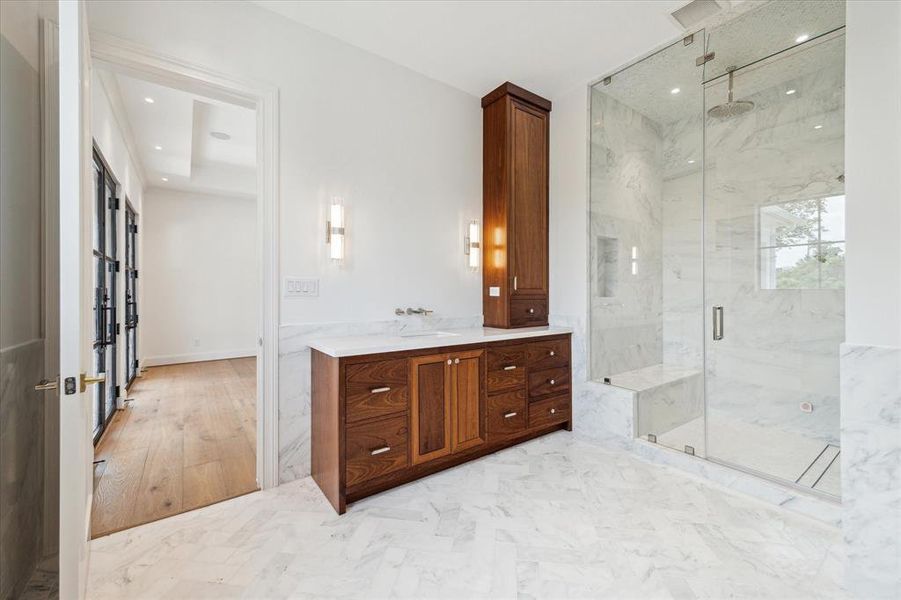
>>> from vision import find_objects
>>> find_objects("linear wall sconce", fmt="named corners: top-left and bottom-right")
top-left (465, 219), bottom-right (480, 270)
top-left (326, 198), bottom-right (345, 262)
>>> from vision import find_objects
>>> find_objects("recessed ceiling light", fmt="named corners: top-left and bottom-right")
top-left (670, 87), bottom-right (681, 95)
top-left (795, 34), bottom-right (810, 44)
top-left (154, 145), bottom-right (162, 151)
top-left (210, 131), bottom-right (231, 140)
top-left (144, 97), bottom-right (155, 104)
top-left (688, 159), bottom-right (696, 164)
top-left (786, 89), bottom-right (797, 95)
top-left (161, 177), bottom-right (168, 182)
top-left (814, 124), bottom-right (823, 129)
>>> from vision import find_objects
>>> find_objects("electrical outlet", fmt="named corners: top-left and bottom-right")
top-left (285, 277), bottom-right (319, 298)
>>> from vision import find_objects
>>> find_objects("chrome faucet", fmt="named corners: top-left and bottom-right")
top-left (395, 307), bottom-right (434, 316)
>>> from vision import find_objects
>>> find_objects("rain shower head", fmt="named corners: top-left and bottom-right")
top-left (707, 67), bottom-right (755, 120)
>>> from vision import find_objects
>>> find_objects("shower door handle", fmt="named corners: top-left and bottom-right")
top-left (712, 306), bottom-right (724, 340)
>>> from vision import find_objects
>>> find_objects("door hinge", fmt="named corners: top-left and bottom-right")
top-left (134, 270), bottom-right (138, 279)
top-left (115, 260), bottom-right (121, 272)
top-left (696, 51), bottom-right (715, 66)
top-left (109, 197), bottom-right (120, 210)
top-left (116, 323), bottom-right (120, 336)
top-left (133, 359), bottom-right (139, 369)
top-left (115, 385), bottom-right (121, 398)
top-left (683, 34), bottom-right (694, 46)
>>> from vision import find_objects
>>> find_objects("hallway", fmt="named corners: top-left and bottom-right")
top-left (91, 358), bottom-right (257, 538)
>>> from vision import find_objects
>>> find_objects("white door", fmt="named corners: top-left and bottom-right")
top-left (58, 1), bottom-right (95, 597)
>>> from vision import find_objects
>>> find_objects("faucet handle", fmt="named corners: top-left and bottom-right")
top-left (420, 308), bottom-right (434, 316)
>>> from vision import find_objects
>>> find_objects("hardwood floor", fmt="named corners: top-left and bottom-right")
top-left (91, 358), bottom-right (257, 538)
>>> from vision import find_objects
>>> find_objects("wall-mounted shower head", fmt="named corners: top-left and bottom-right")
top-left (707, 67), bottom-right (755, 120)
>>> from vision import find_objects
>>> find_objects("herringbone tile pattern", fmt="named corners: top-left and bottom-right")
top-left (88, 432), bottom-right (844, 599)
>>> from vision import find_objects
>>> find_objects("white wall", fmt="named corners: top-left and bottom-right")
top-left (141, 188), bottom-right (257, 365)
top-left (87, 0), bottom-right (482, 328)
top-left (845, 0), bottom-right (901, 348)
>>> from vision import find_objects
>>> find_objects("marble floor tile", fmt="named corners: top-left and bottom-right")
top-left (87, 432), bottom-right (845, 599)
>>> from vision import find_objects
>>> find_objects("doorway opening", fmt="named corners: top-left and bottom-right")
top-left (89, 65), bottom-right (261, 538)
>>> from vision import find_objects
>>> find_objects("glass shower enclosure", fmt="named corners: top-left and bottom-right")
top-left (589, 0), bottom-right (846, 498)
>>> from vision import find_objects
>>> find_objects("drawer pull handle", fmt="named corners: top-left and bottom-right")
top-left (370, 386), bottom-right (391, 394)
top-left (550, 408), bottom-right (556, 415)
top-left (549, 350), bottom-right (556, 356)
top-left (370, 446), bottom-right (391, 456)
top-left (503, 365), bottom-right (517, 371)
top-left (504, 412), bottom-right (518, 419)
top-left (528, 308), bottom-right (535, 314)
top-left (549, 379), bottom-right (556, 385)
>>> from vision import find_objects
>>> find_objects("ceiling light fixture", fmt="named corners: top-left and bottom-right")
top-left (786, 89), bottom-right (797, 95)
top-left (144, 97), bottom-right (155, 104)
top-left (814, 124), bottom-right (823, 129)
top-left (688, 159), bottom-right (696, 164)
top-left (154, 145), bottom-right (162, 151)
top-left (210, 131), bottom-right (231, 141)
top-left (670, 87), bottom-right (681, 95)
top-left (161, 177), bottom-right (168, 182)
top-left (795, 34), bottom-right (810, 44)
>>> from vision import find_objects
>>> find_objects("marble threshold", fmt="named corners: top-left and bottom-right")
top-left (308, 326), bottom-right (572, 358)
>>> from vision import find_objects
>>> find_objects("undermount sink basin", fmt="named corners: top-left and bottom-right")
top-left (399, 331), bottom-right (459, 338)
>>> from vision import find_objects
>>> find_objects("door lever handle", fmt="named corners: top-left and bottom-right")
top-left (80, 372), bottom-right (106, 393)
top-left (34, 378), bottom-right (58, 391)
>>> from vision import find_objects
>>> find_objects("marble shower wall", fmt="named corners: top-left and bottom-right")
top-left (840, 343), bottom-right (901, 599)
top-left (0, 340), bottom-right (45, 599)
top-left (703, 51), bottom-right (845, 446)
top-left (278, 315), bottom-right (482, 483)
top-left (589, 91), bottom-right (664, 379)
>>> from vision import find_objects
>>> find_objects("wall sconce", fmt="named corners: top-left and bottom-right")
top-left (326, 198), bottom-right (345, 261)
top-left (465, 219), bottom-right (480, 270)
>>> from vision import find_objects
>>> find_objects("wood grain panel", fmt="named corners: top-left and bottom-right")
top-left (345, 359), bottom-right (409, 423)
top-left (510, 100), bottom-right (548, 298)
top-left (451, 350), bottom-right (485, 453)
top-left (482, 95), bottom-right (510, 328)
top-left (487, 389), bottom-right (527, 440)
top-left (486, 345), bottom-right (526, 371)
top-left (345, 415), bottom-right (409, 487)
top-left (410, 355), bottom-right (452, 465)
top-left (528, 366), bottom-right (571, 399)
top-left (527, 337), bottom-right (571, 370)
top-left (312, 350), bottom-right (344, 513)
top-left (509, 295), bottom-right (548, 327)
top-left (528, 395), bottom-right (571, 430)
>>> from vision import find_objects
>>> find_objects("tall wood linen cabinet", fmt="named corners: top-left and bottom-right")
top-left (482, 82), bottom-right (552, 328)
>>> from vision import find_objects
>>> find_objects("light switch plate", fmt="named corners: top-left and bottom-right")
top-left (285, 277), bottom-right (319, 297)
top-left (489, 286), bottom-right (500, 297)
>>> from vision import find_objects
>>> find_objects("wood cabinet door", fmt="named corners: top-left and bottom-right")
top-left (509, 100), bottom-right (548, 298)
top-left (450, 350), bottom-right (486, 453)
top-left (410, 354), bottom-right (452, 465)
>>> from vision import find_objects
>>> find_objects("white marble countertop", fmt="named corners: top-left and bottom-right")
top-left (308, 326), bottom-right (572, 358)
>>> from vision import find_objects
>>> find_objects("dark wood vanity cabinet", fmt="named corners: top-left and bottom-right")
top-left (311, 333), bottom-right (572, 514)
top-left (482, 82), bottom-right (551, 328)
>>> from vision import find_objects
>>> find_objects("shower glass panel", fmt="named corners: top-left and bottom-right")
top-left (589, 35), bottom-right (705, 455)
top-left (703, 28), bottom-right (845, 497)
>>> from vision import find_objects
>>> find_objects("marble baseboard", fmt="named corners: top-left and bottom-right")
top-left (840, 343), bottom-right (901, 599)
top-left (0, 339), bottom-right (45, 600)
top-left (277, 315), bottom-right (482, 484)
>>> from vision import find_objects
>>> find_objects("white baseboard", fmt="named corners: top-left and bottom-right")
top-left (142, 348), bottom-right (257, 367)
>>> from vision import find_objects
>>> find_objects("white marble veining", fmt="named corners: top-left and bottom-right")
top-left (840, 343), bottom-right (901, 599)
top-left (87, 432), bottom-right (845, 599)
top-left (308, 326), bottom-right (573, 358)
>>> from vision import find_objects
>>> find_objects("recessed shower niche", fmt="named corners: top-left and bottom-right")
top-left (589, 0), bottom-right (846, 498)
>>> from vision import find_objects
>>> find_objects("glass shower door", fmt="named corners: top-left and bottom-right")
top-left (702, 30), bottom-right (845, 497)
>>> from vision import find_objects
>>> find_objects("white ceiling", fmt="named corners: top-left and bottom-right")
top-left (101, 70), bottom-right (257, 197)
top-left (250, 0), bottom-right (712, 99)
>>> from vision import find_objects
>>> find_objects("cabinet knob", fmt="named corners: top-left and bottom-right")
top-left (454, 358), bottom-right (460, 364)
top-left (528, 308), bottom-right (535, 314)
top-left (447, 359), bottom-right (452, 365)
top-left (549, 350), bottom-right (555, 356)
top-left (550, 408), bottom-right (556, 415)
top-left (549, 379), bottom-right (556, 385)
top-left (504, 412), bottom-right (518, 419)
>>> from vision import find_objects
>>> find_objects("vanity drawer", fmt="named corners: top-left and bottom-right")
top-left (509, 296), bottom-right (548, 327)
top-left (487, 389), bottom-right (527, 439)
top-left (527, 337), bottom-right (570, 370)
top-left (486, 345), bottom-right (526, 392)
top-left (345, 359), bottom-right (409, 423)
top-left (528, 395), bottom-right (571, 430)
top-left (528, 366), bottom-right (571, 399)
top-left (345, 414), bottom-right (409, 487)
